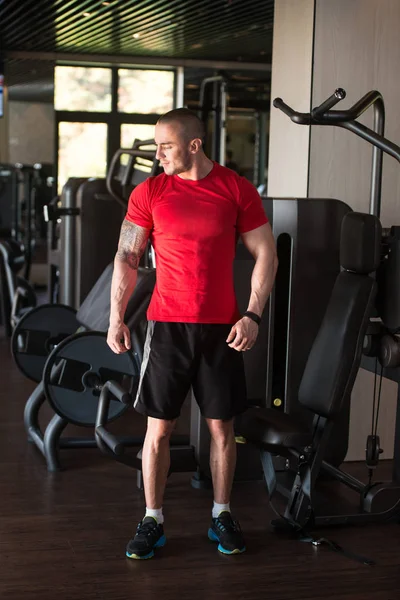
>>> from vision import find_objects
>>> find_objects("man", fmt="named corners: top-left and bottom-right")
top-left (107, 108), bottom-right (278, 560)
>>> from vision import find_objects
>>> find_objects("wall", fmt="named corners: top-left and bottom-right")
top-left (8, 101), bottom-right (55, 165)
top-left (268, 0), bottom-right (400, 461)
top-left (309, 0), bottom-right (400, 460)
top-left (309, 0), bottom-right (400, 225)
top-left (267, 0), bottom-right (315, 198)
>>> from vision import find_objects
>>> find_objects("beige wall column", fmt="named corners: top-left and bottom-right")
top-left (267, 0), bottom-right (315, 197)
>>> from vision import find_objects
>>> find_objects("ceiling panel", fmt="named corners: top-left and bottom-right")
top-left (1, 0), bottom-right (274, 63)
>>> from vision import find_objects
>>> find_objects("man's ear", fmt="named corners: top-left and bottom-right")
top-left (189, 138), bottom-right (202, 154)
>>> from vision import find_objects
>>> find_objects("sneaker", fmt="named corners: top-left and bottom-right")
top-left (126, 516), bottom-right (166, 560)
top-left (208, 511), bottom-right (246, 555)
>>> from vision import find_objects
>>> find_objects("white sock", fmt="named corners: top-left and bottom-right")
top-left (212, 501), bottom-right (231, 519)
top-left (145, 507), bottom-right (164, 524)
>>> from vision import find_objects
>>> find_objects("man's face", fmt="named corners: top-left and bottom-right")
top-left (154, 122), bottom-right (193, 176)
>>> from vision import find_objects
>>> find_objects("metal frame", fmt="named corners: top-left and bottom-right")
top-left (6, 51), bottom-right (272, 72)
top-left (274, 88), bottom-right (387, 218)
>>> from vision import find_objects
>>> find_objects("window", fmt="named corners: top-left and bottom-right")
top-left (55, 66), bottom-right (112, 112)
top-left (120, 123), bottom-right (155, 147)
top-left (120, 124), bottom-right (156, 167)
top-left (118, 69), bottom-right (174, 114)
top-left (55, 66), bottom-right (176, 190)
top-left (58, 122), bottom-right (107, 191)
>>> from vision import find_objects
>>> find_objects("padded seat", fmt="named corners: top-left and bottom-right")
top-left (237, 407), bottom-right (313, 452)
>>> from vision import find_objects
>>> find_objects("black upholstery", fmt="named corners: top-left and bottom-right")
top-left (237, 212), bottom-right (381, 453)
top-left (77, 263), bottom-right (156, 331)
top-left (340, 212), bottom-right (381, 274)
top-left (237, 406), bottom-right (313, 451)
top-left (298, 272), bottom-right (376, 418)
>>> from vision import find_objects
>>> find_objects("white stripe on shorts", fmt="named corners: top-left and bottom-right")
top-left (134, 320), bottom-right (155, 408)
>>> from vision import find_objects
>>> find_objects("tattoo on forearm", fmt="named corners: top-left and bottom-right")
top-left (116, 220), bottom-right (149, 270)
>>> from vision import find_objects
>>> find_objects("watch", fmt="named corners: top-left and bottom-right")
top-left (243, 311), bottom-right (261, 326)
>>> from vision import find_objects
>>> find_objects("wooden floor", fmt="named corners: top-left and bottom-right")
top-left (1, 330), bottom-right (400, 600)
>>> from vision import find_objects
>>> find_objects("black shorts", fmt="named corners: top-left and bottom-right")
top-left (134, 322), bottom-right (247, 421)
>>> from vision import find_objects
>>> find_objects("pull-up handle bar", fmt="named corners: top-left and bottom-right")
top-left (272, 89), bottom-right (398, 218)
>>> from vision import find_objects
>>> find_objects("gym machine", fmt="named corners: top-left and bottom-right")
top-left (237, 89), bottom-right (400, 534)
top-left (0, 239), bottom-right (37, 336)
top-left (45, 138), bottom-right (159, 308)
top-left (0, 162), bottom-right (47, 334)
top-left (11, 144), bottom-right (162, 470)
top-left (0, 164), bottom-right (16, 239)
top-left (95, 193), bottom-right (353, 487)
top-left (12, 150), bottom-right (350, 480)
top-left (198, 75), bottom-right (268, 187)
top-left (199, 76), bottom-right (228, 166)
top-left (0, 162), bottom-right (45, 277)
top-left (46, 177), bottom-right (123, 308)
top-left (11, 136), bottom-right (353, 496)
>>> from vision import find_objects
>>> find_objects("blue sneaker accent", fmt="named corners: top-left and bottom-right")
top-left (208, 511), bottom-right (246, 555)
top-left (126, 534), bottom-right (166, 560)
top-left (126, 517), bottom-right (166, 560)
top-left (208, 529), bottom-right (219, 542)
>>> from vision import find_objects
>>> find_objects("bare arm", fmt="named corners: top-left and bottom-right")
top-left (108, 219), bottom-right (150, 353)
top-left (241, 222), bottom-right (278, 317)
top-left (227, 223), bottom-right (278, 352)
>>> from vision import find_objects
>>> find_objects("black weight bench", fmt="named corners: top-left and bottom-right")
top-left (237, 212), bottom-right (386, 530)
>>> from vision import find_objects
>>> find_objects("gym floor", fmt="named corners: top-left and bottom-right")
top-left (1, 332), bottom-right (400, 600)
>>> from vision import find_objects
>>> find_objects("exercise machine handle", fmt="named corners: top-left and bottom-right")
top-left (106, 148), bottom-right (157, 210)
top-left (274, 88), bottom-right (347, 123)
top-left (273, 98), bottom-right (311, 124)
top-left (272, 88), bottom-right (397, 219)
top-left (274, 89), bottom-right (385, 125)
top-left (311, 88), bottom-right (346, 118)
top-left (94, 380), bottom-right (133, 456)
top-left (95, 426), bottom-right (124, 455)
top-left (106, 379), bottom-right (132, 405)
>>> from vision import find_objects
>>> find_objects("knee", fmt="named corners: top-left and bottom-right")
top-left (146, 418), bottom-right (176, 447)
top-left (208, 419), bottom-right (235, 447)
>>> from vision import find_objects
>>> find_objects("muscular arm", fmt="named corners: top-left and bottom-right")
top-left (108, 219), bottom-right (150, 353)
top-left (241, 222), bottom-right (278, 317)
top-left (227, 222), bottom-right (278, 352)
top-left (110, 219), bottom-right (150, 324)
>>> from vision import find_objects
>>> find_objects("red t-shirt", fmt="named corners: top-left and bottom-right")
top-left (125, 162), bottom-right (268, 323)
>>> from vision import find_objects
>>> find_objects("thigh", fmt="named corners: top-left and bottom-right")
top-left (134, 322), bottom-right (197, 420)
top-left (193, 324), bottom-right (247, 420)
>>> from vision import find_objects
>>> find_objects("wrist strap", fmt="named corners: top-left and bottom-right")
top-left (243, 311), bottom-right (261, 326)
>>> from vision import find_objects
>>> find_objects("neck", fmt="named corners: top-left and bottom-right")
top-left (177, 154), bottom-right (214, 181)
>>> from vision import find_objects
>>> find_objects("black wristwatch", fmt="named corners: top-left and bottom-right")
top-left (243, 311), bottom-right (261, 326)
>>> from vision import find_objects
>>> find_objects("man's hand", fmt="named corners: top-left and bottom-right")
top-left (107, 322), bottom-right (131, 354)
top-left (226, 316), bottom-right (259, 352)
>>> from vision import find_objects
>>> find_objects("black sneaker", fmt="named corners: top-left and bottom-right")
top-left (126, 517), bottom-right (166, 560)
top-left (208, 511), bottom-right (246, 555)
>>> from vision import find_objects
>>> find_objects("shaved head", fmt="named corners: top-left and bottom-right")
top-left (155, 108), bottom-right (211, 178)
top-left (157, 108), bottom-right (205, 143)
